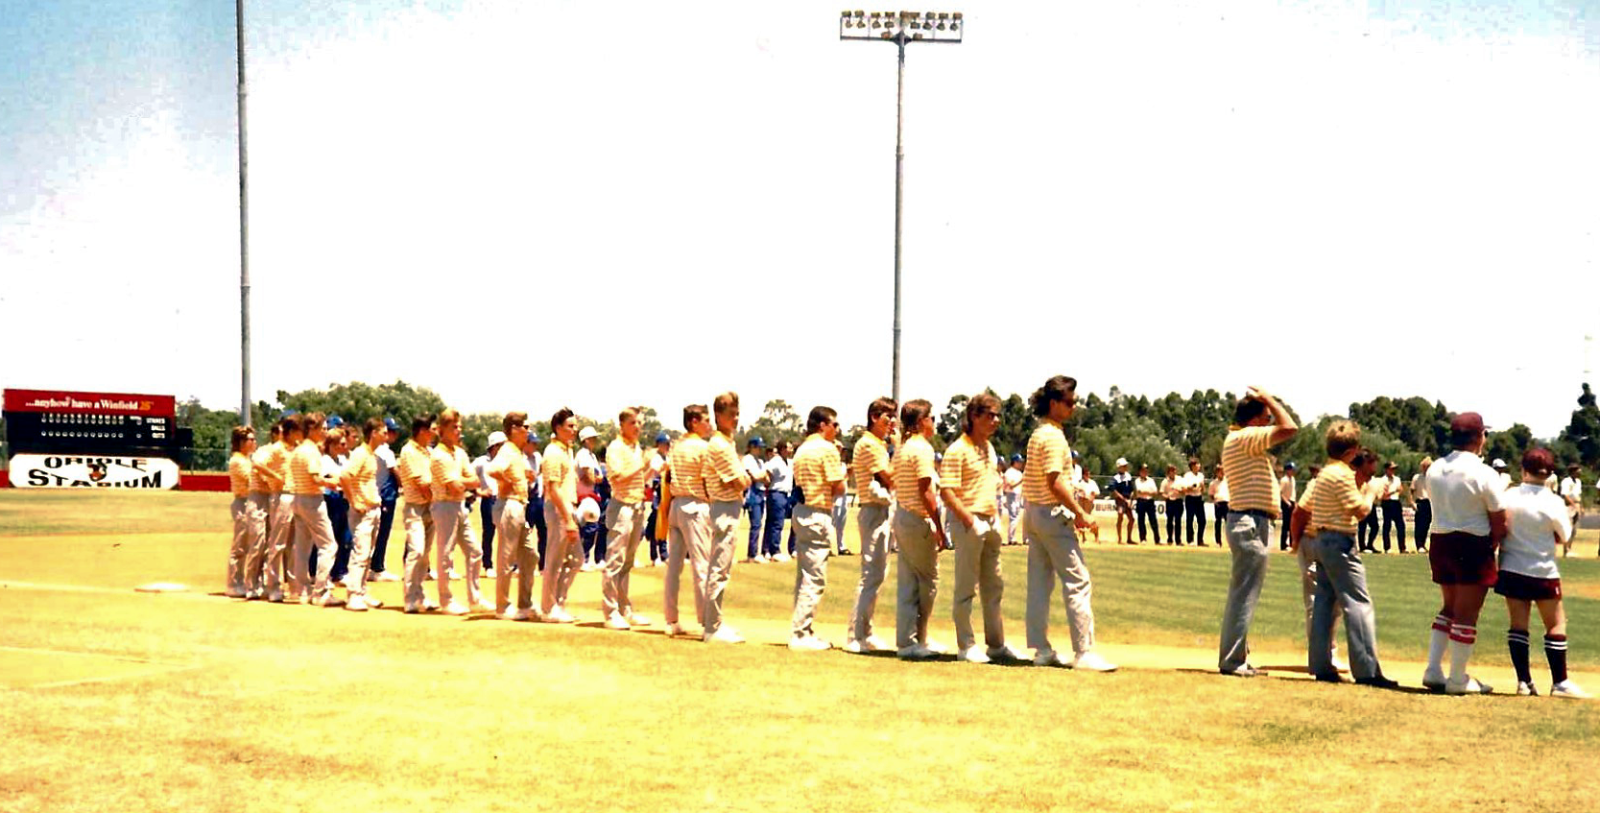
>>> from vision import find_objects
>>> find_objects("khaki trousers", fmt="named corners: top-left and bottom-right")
top-left (227, 497), bottom-right (253, 593)
top-left (495, 498), bottom-right (539, 613)
top-left (291, 494), bottom-right (338, 599)
top-left (664, 497), bottom-right (710, 627)
top-left (401, 503), bottom-right (434, 607)
top-left (431, 500), bottom-right (483, 607)
top-left (602, 500), bottom-right (647, 618)
top-left (1298, 534), bottom-right (1339, 663)
top-left (705, 500), bottom-right (742, 635)
top-left (346, 506), bottom-right (379, 598)
top-left (893, 507), bottom-right (940, 649)
top-left (541, 500), bottom-right (581, 615)
top-left (791, 504), bottom-right (833, 638)
top-left (949, 510), bottom-right (1006, 650)
top-left (244, 492), bottom-right (273, 593)
top-left (264, 492), bottom-right (294, 596)
top-left (1023, 504), bottom-right (1096, 657)
top-left (848, 502), bottom-right (893, 642)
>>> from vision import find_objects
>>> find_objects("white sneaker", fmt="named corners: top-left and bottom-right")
top-left (447, 569), bottom-right (459, 580)
top-left (267, 591), bottom-right (285, 603)
top-left (924, 640), bottom-right (949, 655)
top-left (499, 609), bottom-right (533, 622)
top-left (605, 613), bottom-right (632, 631)
top-left (1033, 650), bottom-right (1071, 668)
top-left (345, 595), bottom-right (369, 612)
top-left (1072, 651), bottom-right (1119, 672)
top-left (860, 635), bottom-right (889, 653)
top-left (550, 608), bottom-right (576, 624)
top-left (443, 601), bottom-right (469, 616)
top-left (1445, 676), bottom-right (1494, 695)
top-left (224, 587), bottom-right (247, 599)
top-left (626, 612), bottom-right (653, 627)
top-left (1331, 654), bottom-right (1350, 673)
top-left (842, 639), bottom-right (865, 654)
top-left (579, 561), bottom-right (596, 572)
top-left (364, 595), bottom-right (384, 609)
top-left (1552, 680), bottom-right (1592, 699)
top-left (789, 635), bottom-right (832, 651)
top-left (473, 599), bottom-right (496, 613)
top-left (426, 569), bottom-right (436, 581)
top-left (423, 599), bottom-right (441, 612)
top-left (665, 622), bottom-right (694, 638)
top-left (371, 571), bottom-right (400, 582)
top-left (314, 593), bottom-right (344, 608)
top-left (483, 569), bottom-right (497, 579)
top-left (898, 643), bottom-right (935, 660)
top-left (773, 553), bottom-right (792, 563)
top-left (986, 644), bottom-right (1029, 662)
top-left (1422, 668), bottom-right (1447, 692)
top-left (704, 627), bottom-right (746, 644)
top-left (959, 647), bottom-right (991, 664)
top-left (755, 554), bottom-right (770, 564)
top-left (403, 602), bottom-right (421, 614)
top-left (1516, 681), bottom-right (1539, 696)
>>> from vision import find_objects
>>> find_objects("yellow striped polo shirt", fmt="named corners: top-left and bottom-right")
top-left (429, 442), bottom-right (472, 502)
top-left (704, 431), bottom-right (750, 504)
top-left (252, 441), bottom-right (286, 493)
top-left (489, 440), bottom-right (531, 503)
top-left (1306, 461), bottom-right (1366, 534)
top-left (1021, 419), bottom-right (1069, 506)
top-left (941, 434), bottom-right (999, 515)
top-left (667, 434), bottom-right (710, 503)
top-left (543, 439), bottom-right (579, 507)
top-left (395, 439), bottom-right (434, 507)
top-left (228, 452), bottom-right (252, 498)
top-left (342, 443), bottom-right (380, 512)
top-left (1220, 425), bottom-right (1280, 516)
top-left (606, 437), bottom-right (648, 504)
top-left (853, 432), bottom-right (891, 507)
top-left (894, 434), bottom-right (938, 517)
top-left (792, 433), bottom-right (845, 511)
top-left (287, 440), bottom-right (324, 496)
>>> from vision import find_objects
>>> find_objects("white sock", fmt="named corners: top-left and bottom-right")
top-left (1426, 614), bottom-right (1450, 674)
top-left (1448, 624), bottom-right (1476, 684)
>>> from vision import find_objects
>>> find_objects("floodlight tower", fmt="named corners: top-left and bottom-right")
top-left (839, 10), bottom-right (963, 405)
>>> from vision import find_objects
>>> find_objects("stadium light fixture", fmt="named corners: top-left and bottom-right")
top-left (838, 10), bottom-right (963, 405)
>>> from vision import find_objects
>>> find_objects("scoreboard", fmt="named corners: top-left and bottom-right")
top-left (3, 389), bottom-right (187, 457)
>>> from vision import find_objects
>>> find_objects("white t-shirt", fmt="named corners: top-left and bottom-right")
top-left (743, 453), bottom-right (767, 487)
top-left (473, 454), bottom-right (497, 497)
top-left (1279, 474), bottom-right (1297, 504)
top-left (1498, 483), bottom-right (1572, 579)
top-left (1375, 474), bottom-right (1402, 502)
top-left (1410, 472), bottom-right (1429, 502)
top-left (765, 455), bottom-right (793, 495)
top-left (1183, 470), bottom-right (1205, 497)
top-left (525, 450), bottom-right (544, 498)
top-left (575, 447), bottom-right (600, 479)
top-left (1003, 468), bottom-right (1023, 492)
top-left (374, 443), bottom-right (397, 495)
top-left (1559, 476), bottom-right (1582, 505)
top-left (1426, 451), bottom-right (1506, 537)
top-left (1134, 476), bottom-right (1158, 499)
top-left (1211, 478), bottom-right (1229, 502)
top-left (1079, 478), bottom-right (1101, 500)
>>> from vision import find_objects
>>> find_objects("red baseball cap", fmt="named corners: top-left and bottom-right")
top-left (1522, 447), bottom-right (1555, 474)
top-left (1449, 412), bottom-right (1485, 434)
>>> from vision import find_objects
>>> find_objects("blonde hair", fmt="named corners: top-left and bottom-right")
top-left (1325, 420), bottom-right (1361, 460)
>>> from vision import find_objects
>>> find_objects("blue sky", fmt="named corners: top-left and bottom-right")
top-left (2, 1), bottom-right (1597, 436)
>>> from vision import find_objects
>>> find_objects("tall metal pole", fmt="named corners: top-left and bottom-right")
top-left (236, 0), bottom-right (252, 426)
top-left (891, 38), bottom-right (906, 406)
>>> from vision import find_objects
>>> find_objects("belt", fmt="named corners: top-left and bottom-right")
top-left (1231, 508), bottom-right (1272, 519)
top-left (1313, 527), bottom-right (1355, 537)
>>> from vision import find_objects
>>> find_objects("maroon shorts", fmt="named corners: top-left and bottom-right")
top-left (1428, 532), bottom-right (1497, 586)
top-left (1493, 570), bottom-right (1562, 601)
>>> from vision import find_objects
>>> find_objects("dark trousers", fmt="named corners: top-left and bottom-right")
top-left (1212, 501), bottom-right (1228, 546)
top-left (528, 494), bottom-right (548, 562)
top-left (1185, 495), bottom-right (1206, 543)
top-left (745, 488), bottom-right (766, 558)
top-left (1380, 499), bottom-right (1406, 551)
top-left (479, 495), bottom-right (497, 560)
top-left (644, 493), bottom-right (666, 562)
top-left (763, 490), bottom-right (791, 556)
top-left (1136, 499), bottom-right (1160, 543)
top-left (371, 499), bottom-right (397, 572)
top-left (1279, 501), bottom-right (1294, 549)
top-left (324, 491), bottom-right (353, 581)
top-left (1359, 507), bottom-right (1379, 551)
top-left (1165, 499), bottom-right (1184, 543)
top-left (1414, 500), bottom-right (1431, 550)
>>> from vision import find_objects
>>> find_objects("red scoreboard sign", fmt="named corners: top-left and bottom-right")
top-left (2, 390), bottom-right (176, 417)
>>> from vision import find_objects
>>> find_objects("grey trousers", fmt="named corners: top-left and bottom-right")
top-left (264, 492), bottom-right (294, 596)
top-left (791, 504), bottom-right (834, 637)
top-left (602, 500), bottom-right (647, 618)
top-left (431, 499), bottom-right (483, 607)
top-left (244, 492), bottom-right (273, 593)
top-left (541, 500), bottom-right (580, 615)
top-left (1218, 511), bottom-right (1271, 672)
top-left (346, 506), bottom-right (379, 598)
top-left (949, 510), bottom-right (1006, 651)
top-left (1023, 504), bottom-right (1096, 657)
top-left (848, 503), bottom-right (893, 642)
top-left (704, 500), bottom-right (741, 635)
top-left (291, 494), bottom-right (338, 599)
top-left (894, 507), bottom-right (940, 649)
top-left (1307, 531), bottom-right (1382, 680)
top-left (664, 497), bottom-right (710, 627)
top-left (494, 498), bottom-right (538, 613)
top-left (1297, 539), bottom-right (1338, 663)
top-left (401, 503), bottom-right (435, 607)
top-left (228, 497), bottom-right (253, 593)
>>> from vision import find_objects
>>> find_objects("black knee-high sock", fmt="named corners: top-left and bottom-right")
top-left (1508, 629), bottom-right (1532, 684)
top-left (1545, 633), bottom-right (1569, 684)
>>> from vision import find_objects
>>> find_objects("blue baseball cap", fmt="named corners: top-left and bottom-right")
top-left (1010, 453), bottom-right (1023, 463)
top-left (655, 432), bottom-right (671, 445)
top-left (1285, 461), bottom-right (1297, 471)
top-left (281, 408), bottom-right (298, 417)
top-left (528, 433), bottom-right (542, 444)
top-left (748, 436), bottom-right (765, 447)
top-left (326, 415), bottom-right (344, 428)
top-left (383, 417), bottom-right (399, 432)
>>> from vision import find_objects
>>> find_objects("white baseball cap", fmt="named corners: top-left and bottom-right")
top-left (487, 431), bottom-right (507, 447)
top-left (1492, 458), bottom-right (1507, 469)
top-left (1115, 457), bottom-right (1129, 467)
top-left (578, 426), bottom-right (599, 442)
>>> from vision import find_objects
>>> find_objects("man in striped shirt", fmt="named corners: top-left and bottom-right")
top-left (225, 426), bottom-right (256, 598)
top-left (1022, 376), bottom-right (1116, 671)
top-left (339, 418), bottom-right (388, 612)
top-left (395, 414), bottom-right (438, 614)
top-left (845, 397), bottom-right (896, 654)
top-left (702, 393), bottom-right (753, 643)
top-left (541, 408), bottom-right (582, 623)
top-left (664, 405), bottom-right (713, 638)
top-left (1293, 425), bottom-right (1397, 688)
top-left (601, 406), bottom-right (653, 630)
top-left (789, 405), bottom-right (847, 651)
top-left (289, 412), bottom-right (344, 607)
top-left (489, 411), bottom-right (538, 621)
top-left (244, 423), bottom-right (280, 599)
top-left (893, 399), bottom-right (947, 659)
top-left (1217, 387), bottom-right (1298, 677)
top-left (942, 393), bottom-right (1027, 664)
top-left (430, 408), bottom-right (488, 615)
top-left (259, 418), bottom-right (296, 602)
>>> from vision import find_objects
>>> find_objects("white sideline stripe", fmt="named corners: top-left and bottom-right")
top-left (0, 580), bottom-right (213, 599)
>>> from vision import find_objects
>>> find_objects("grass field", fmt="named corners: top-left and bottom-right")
top-left (2, 490), bottom-right (1597, 813)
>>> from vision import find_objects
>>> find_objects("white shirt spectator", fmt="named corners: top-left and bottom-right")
top-left (1003, 467), bottom-right (1023, 493)
top-left (1497, 471), bottom-right (1513, 491)
top-left (1279, 474), bottom-right (1297, 505)
top-left (473, 454), bottom-right (497, 497)
top-left (1559, 475), bottom-right (1582, 506)
top-left (765, 455), bottom-right (793, 495)
top-left (1182, 470), bottom-right (1205, 497)
top-left (525, 449), bottom-right (544, 498)
top-left (649, 450), bottom-right (667, 476)
top-left (743, 453), bottom-right (768, 490)
top-left (374, 443), bottom-right (397, 497)
top-left (575, 446), bottom-right (599, 479)
top-left (1211, 477), bottom-right (1229, 502)
top-left (321, 452), bottom-right (346, 495)
top-left (1409, 472), bottom-right (1429, 502)
top-left (1375, 474), bottom-right (1402, 502)
top-left (1498, 483), bottom-right (1572, 580)
top-left (1079, 476), bottom-right (1101, 501)
top-left (1134, 476), bottom-right (1158, 499)
top-left (1426, 451), bottom-right (1506, 537)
